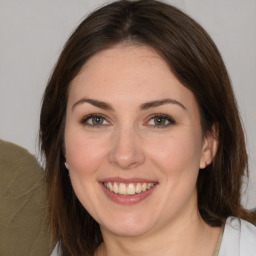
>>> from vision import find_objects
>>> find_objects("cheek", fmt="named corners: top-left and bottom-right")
top-left (64, 132), bottom-right (108, 213)
top-left (65, 131), bottom-right (109, 177)
top-left (146, 131), bottom-right (203, 175)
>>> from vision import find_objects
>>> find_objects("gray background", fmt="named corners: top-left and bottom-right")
top-left (0, 0), bottom-right (255, 209)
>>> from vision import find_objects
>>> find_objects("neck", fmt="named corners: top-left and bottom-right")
top-left (96, 207), bottom-right (221, 256)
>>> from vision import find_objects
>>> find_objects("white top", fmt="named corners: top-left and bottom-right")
top-left (50, 217), bottom-right (256, 256)
top-left (218, 216), bottom-right (256, 256)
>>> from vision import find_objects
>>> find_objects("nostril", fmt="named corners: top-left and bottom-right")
top-left (108, 147), bottom-right (145, 170)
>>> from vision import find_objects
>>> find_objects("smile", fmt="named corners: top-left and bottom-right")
top-left (103, 182), bottom-right (156, 196)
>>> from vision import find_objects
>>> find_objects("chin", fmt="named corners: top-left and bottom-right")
top-left (103, 223), bottom-right (152, 237)
top-left (99, 213), bottom-right (155, 237)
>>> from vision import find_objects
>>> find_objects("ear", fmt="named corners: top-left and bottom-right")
top-left (199, 124), bottom-right (218, 169)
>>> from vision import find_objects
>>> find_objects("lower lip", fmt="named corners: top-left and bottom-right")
top-left (100, 183), bottom-right (157, 205)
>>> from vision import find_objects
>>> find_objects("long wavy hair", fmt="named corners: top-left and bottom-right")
top-left (40, 1), bottom-right (255, 255)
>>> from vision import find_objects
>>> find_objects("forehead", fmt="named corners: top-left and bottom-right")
top-left (68, 44), bottom-right (198, 113)
top-left (73, 44), bottom-right (170, 88)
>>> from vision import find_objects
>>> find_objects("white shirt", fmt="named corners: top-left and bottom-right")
top-left (50, 217), bottom-right (256, 256)
top-left (218, 217), bottom-right (256, 256)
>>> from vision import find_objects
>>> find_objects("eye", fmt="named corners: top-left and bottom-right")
top-left (146, 114), bottom-right (175, 128)
top-left (81, 114), bottom-right (110, 127)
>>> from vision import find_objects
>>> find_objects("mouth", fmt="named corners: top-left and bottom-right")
top-left (100, 178), bottom-right (158, 204)
top-left (103, 181), bottom-right (157, 196)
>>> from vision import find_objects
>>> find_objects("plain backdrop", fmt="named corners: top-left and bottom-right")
top-left (0, 0), bottom-right (255, 209)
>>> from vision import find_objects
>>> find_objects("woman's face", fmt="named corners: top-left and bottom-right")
top-left (64, 44), bottom-right (216, 237)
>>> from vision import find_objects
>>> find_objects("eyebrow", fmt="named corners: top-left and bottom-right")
top-left (140, 99), bottom-right (186, 111)
top-left (72, 98), bottom-right (186, 111)
top-left (72, 98), bottom-right (114, 111)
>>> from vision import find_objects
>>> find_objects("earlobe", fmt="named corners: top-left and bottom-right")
top-left (199, 126), bottom-right (218, 169)
top-left (64, 162), bottom-right (69, 169)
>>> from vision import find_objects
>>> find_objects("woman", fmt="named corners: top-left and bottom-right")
top-left (40, 0), bottom-right (256, 255)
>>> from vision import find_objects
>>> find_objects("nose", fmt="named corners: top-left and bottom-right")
top-left (108, 126), bottom-right (145, 170)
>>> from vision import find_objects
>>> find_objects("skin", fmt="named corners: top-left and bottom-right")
top-left (64, 44), bottom-right (220, 256)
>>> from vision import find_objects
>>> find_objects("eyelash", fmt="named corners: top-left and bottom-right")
top-left (80, 113), bottom-right (176, 128)
top-left (146, 113), bottom-right (176, 128)
top-left (80, 114), bottom-right (110, 127)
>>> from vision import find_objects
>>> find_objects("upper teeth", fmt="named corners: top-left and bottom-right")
top-left (103, 182), bottom-right (155, 196)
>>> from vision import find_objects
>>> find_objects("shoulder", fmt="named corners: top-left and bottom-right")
top-left (219, 216), bottom-right (256, 256)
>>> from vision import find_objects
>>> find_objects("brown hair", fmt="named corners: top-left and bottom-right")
top-left (40, 0), bottom-right (255, 255)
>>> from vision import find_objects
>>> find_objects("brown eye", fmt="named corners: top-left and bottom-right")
top-left (153, 117), bottom-right (168, 126)
top-left (91, 117), bottom-right (104, 125)
top-left (147, 114), bottom-right (175, 128)
top-left (81, 114), bottom-right (109, 127)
